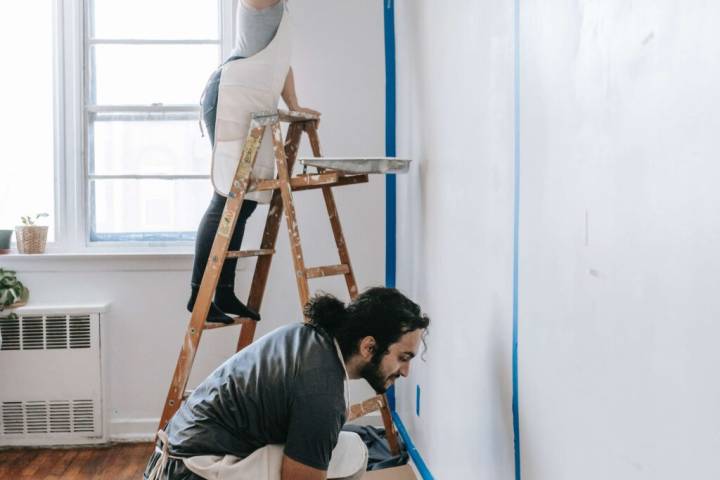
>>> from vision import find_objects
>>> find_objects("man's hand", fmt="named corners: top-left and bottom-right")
top-left (281, 455), bottom-right (327, 480)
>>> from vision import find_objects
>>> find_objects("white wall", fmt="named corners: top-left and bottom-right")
top-left (519, 1), bottom-right (720, 478)
top-left (1, 0), bottom-right (386, 441)
top-left (394, 1), bottom-right (517, 478)
top-left (395, 0), bottom-right (720, 479)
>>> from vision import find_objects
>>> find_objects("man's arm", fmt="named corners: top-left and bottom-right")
top-left (281, 455), bottom-right (327, 480)
top-left (281, 67), bottom-right (321, 117)
top-left (283, 386), bottom-right (344, 480)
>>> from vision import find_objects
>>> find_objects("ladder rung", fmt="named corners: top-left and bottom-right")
top-left (226, 249), bottom-right (275, 259)
top-left (304, 264), bottom-right (350, 279)
top-left (183, 389), bottom-right (193, 400)
top-left (347, 394), bottom-right (386, 422)
top-left (252, 173), bottom-right (338, 192)
top-left (203, 317), bottom-right (254, 331)
top-left (250, 173), bottom-right (369, 193)
top-left (292, 174), bottom-right (368, 192)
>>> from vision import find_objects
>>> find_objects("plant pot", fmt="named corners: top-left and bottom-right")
top-left (15, 226), bottom-right (48, 254)
top-left (0, 230), bottom-right (12, 254)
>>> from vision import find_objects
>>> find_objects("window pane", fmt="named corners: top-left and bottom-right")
top-left (92, 0), bottom-right (219, 40)
top-left (0, 3), bottom-right (55, 241)
top-left (91, 44), bottom-right (219, 105)
top-left (90, 115), bottom-right (211, 175)
top-left (91, 179), bottom-right (212, 241)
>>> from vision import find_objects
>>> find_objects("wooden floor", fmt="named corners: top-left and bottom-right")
top-left (0, 443), bottom-right (418, 479)
top-left (0, 442), bottom-right (154, 479)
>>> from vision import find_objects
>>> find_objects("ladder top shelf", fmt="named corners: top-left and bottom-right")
top-left (299, 157), bottom-right (411, 174)
top-left (250, 109), bottom-right (320, 124)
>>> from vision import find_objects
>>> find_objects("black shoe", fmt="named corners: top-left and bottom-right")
top-left (214, 287), bottom-right (261, 321)
top-left (187, 288), bottom-right (234, 324)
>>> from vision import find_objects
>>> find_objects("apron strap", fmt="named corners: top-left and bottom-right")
top-left (146, 429), bottom-right (184, 480)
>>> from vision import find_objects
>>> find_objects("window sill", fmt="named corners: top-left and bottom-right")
top-left (8, 303), bottom-right (111, 316)
top-left (1, 250), bottom-right (194, 259)
top-left (0, 251), bottom-right (203, 273)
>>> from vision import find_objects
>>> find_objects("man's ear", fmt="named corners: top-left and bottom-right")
top-left (358, 336), bottom-right (377, 360)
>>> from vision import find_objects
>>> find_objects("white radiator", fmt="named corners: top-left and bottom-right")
top-left (0, 305), bottom-right (109, 446)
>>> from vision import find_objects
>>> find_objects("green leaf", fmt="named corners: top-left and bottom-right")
top-left (0, 268), bottom-right (27, 308)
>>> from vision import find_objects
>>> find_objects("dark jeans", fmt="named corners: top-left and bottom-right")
top-left (191, 193), bottom-right (257, 289)
top-left (191, 56), bottom-right (257, 291)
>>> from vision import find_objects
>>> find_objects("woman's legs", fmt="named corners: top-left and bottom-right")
top-left (214, 199), bottom-right (259, 317)
top-left (187, 64), bottom-right (260, 323)
top-left (188, 194), bottom-right (260, 322)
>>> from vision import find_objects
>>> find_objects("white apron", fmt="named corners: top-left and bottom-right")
top-left (211, 3), bottom-right (291, 203)
top-left (181, 431), bottom-right (367, 480)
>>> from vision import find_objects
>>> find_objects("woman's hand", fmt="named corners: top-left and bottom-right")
top-left (282, 68), bottom-right (321, 122)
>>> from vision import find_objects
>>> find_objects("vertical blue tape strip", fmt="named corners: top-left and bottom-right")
top-left (512, 0), bottom-right (522, 478)
top-left (384, 2), bottom-right (433, 478)
top-left (385, 0), bottom-right (397, 290)
top-left (384, 0), bottom-right (398, 413)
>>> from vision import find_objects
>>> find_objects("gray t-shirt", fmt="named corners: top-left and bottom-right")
top-left (165, 323), bottom-right (346, 470)
top-left (230, 0), bottom-right (285, 58)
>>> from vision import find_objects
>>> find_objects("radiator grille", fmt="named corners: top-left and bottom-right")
top-left (1, 400), bottom-right (96, 435)
top-left (0, 315), bottom-right (91, 350)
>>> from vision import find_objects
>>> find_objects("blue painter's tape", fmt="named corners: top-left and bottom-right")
top-left (393, 412), bottom-right (434, 479)
top-left (385, 174), bottom-right (397, 290)
top-left (512, 0), bottom-right (522, 478)
top-left (416, 385), bottom-right (421, 416)
top-left (384, 0), bottom-right (397, 291)
top-left (384, 0), bottom-right (398, 414)
top-left (384, 2), bottom-right (434, 478)
top-left (387, 385), bottom-right (396, 411)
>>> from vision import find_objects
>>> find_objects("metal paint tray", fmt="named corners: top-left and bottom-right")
top-left (299, 157), bottom-right (411, 174)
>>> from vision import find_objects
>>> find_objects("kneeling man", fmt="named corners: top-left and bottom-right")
top-left (145, 287), bottom-right (430, 480)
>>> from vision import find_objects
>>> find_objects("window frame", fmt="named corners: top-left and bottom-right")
top-left (50, 0), bottom-right (236, 253)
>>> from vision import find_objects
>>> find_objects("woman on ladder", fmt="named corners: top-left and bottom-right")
top-left (188, 0), bottom-right (319, 324)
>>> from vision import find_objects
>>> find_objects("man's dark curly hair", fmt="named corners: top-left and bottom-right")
top-left (303, 287), bottom-right (430, 360)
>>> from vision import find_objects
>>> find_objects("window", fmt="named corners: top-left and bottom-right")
top-left (1, 0), bottom-right (236, 252)
top-left (0, 3), bottom-right (56, 241)
top-left (85, 0), bottom-right (225, 243)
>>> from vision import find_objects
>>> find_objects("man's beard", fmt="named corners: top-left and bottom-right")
top-left (360, 355), bottom-right (393, 394)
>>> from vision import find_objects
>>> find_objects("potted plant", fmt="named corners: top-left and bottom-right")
top-left (16, 213), bottom-right (49, 254)
top-left (0, 268), bottom-right (29, 311)
top-left (0, 229), bottom-right (11, 254)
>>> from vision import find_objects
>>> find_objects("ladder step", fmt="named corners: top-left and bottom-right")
top-left (203, 317), bottom-right (254, 331)
top-left (251, 172), bottom-right (337, 192)
top-left (347, 394), bottom-right (386, 422)
top-left (226, 249), bottom-right (275, 259)
top-left (292, 174), bottom-right (368, 192)
top-left (250, 173), bottom-right (369, 192)
top-left (304, 264), bottom-right (350, 279)
top-left (278, 109), bottom-right (320, 123)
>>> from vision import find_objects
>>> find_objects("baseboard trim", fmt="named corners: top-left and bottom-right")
top-left (109, 418), bottom-right (158, 442)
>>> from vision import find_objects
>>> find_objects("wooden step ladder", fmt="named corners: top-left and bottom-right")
top-left (158, 110), bottom-right (400, 454)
